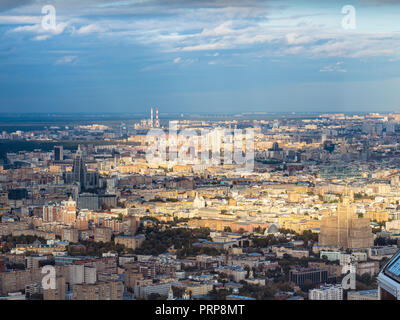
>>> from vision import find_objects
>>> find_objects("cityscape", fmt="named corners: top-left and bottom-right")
top-left (1, 111), bottom-right (400, 301)
top-left (1, 0), bottom-right (400, 307)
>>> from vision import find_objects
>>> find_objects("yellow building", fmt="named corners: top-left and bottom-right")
top-left (188, 218), bottom-right (234, 231)
top-left (319, 187), bottom-right (373, 249)
top-left (365, 211), bottom-right (389, 223)
top-left (114, 234), bottom-right (145, 249)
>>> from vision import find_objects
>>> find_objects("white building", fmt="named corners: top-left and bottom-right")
top-left (309, 284), bottom-right (343, 300)
top-left (84, 266), bottom-right (97, 285)
top-left (340, 252), bottom-right (367, 265)
top-left (69, 264), bottom-right (84, 284)
top-left (320, 251), bottom-right (341, 261)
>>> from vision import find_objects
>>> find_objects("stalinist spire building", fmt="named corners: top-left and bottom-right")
top-left (319, 185), bottom-right (373, 250)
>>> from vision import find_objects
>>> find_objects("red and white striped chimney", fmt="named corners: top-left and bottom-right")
top-left (156, 107), bottom-right (159, 128)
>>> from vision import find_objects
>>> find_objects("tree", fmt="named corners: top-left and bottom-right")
top-left (301, 279), bottom-right (314, 291)
top-left (147, 293), bottom-right (165, 300)
top-left (172, 286), bottom-right (185, 298)
top-left (357, 273), bottom-right (374, 287)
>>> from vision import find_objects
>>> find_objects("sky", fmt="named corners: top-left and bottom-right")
top-left (0, 0), bottom-right (400, 114)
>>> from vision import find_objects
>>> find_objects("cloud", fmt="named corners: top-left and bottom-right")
top-left (2, 0), bottom-right (400, 61)
top-left (11, 21), bottom-right (70, 36)
top-left (172, 57), bottom-right (197, 64)
top-left (285, 33), bottom-right (313, 45)
top-left (76, 24), bottom-right (106, 35)
top-left (320, 62), bottom-right (347, 73)
top-left (32, 34), bottom-right (50, 41)
top-left (54, 55), bottom-right (78, 65)
top-left (200, 21), bottom-right (234, 37)
top-left (0, 15), bottom-right (40, 24)
top-left (181, 42), bottom-right (230, 52)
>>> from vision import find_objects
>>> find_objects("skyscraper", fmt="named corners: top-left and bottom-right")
top-left (72, 145), bottom-right (87, 190)
top-left (54, 146), bottom-right (63, 161)
top-left (319, 185), bottom-right (373, 249)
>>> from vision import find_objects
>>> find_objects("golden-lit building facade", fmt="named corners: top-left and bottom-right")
top-left (319, 187), bottom-right (373, 249)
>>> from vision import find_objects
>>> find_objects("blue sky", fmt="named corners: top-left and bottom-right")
top-left (1, 0), bottom-right (400, 114)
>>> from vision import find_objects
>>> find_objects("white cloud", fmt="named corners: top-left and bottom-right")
top-left (200, 21), bottom-right (234, 37)
top-left (54, 55), bottom-right (78, 65)
top-left (11, 21), bottom-right (70, 36)
top-left (3, 3), bottom-right (400, 60)
top-left (32, 35), bottom-right (50, 41)
top-left (320, 62), bottom-right (347, 73)
top-left (0, 16), bottom-right (40, 25)
top-left (173, 57), bottom-right (197, 64)
top-left (285, 33), bottom-right (314, 45)
top-left (76, 24), bottom-right (106, 35)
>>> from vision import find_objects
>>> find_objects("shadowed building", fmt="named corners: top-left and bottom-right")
top-left (54, 146), bottom-right (63, 161)
top-left (72, 145), bottom-right (87, 189)
top-left (43, 276), bottom-right (66, 300)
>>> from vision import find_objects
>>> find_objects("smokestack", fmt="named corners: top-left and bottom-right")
top-left (150, 107), bottom-right (154, 128)
top-left (156, 107), bottom-right (159, 128)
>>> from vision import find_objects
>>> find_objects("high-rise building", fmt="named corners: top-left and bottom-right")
top-left (77, 193), bottom-right (100, 211)
top-left (60, 197), bottom-right (77, 225)
top-left (69, 264), bottom-right (85, 285)
top-left (319, 186), bottom-right (373, 250)
top-left (54, 146), bottom-right (63, 161)
top-left (72, 145), bottom-right (87, 190)
top-left (123, 215), bottom-right (140, 235)
top-left (43, 276), bottom-right (66, 300)
top-left (62, 227), bottom-right (79, 243)
top-left (43, 203), bottom-right (60, 222)
top-left (94, 227), bottom-right (112, 243)
top-left (84, 266), bottom-right (97, 285)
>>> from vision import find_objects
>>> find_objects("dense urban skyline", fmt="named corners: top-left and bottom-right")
top-left (1, 112), bottom-right (400, 301)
